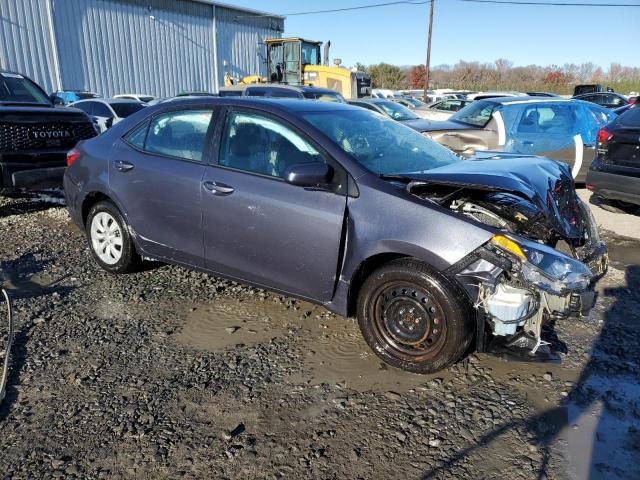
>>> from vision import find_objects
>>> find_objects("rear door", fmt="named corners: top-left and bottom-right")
top-left (201, 108), bottom-right (347, 301)
top-left (508, 102), bottom-right (581, 177)
top-left (108, 107), bottom-right (216, 266)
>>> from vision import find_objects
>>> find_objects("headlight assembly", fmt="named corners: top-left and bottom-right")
top-left (490, 235), bottom-right (592, 295)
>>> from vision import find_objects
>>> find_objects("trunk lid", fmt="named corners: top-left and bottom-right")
top-left (605, 127), bottom-right (640, 170)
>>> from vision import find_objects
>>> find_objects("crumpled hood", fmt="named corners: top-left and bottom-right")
top-left (401, 118), bottom-right (439, 132)
top-left (405, 152), bottom-right (585, 240)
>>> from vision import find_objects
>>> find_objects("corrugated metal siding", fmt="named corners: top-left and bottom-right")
top-left (51, 0), bottom-right (215, 97)
top-left (214, 6), bottom-right (283, 87)
top-left (0, 0), bottom-right (60, 92)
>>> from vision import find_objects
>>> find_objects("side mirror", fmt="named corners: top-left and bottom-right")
top-left (284, 163), bottom-right (333, 188)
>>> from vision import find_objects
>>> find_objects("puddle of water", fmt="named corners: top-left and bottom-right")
top-left (602, 233), bottom-right (640, 270)
top-left (566, 375), bottom-right (640, 480)
top-left (176, 297), bottom-right (299, 351)
top-left (175, 296), bottom-right (433, 392)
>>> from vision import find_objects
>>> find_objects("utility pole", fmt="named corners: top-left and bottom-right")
top-left (423, 0), bottom-right (434, 102)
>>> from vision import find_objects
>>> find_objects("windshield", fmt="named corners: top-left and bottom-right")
top-left (404, 97), bottom-right (426, 108)
top-left (111, 102), bottom-right (146, 118)
top-left (450, 100), bottom-right (497, 127)
top-left (0, 73), bottom-right (50, 104)
top-left (302, 109), bottom-right (460, 175)
top-left (376, 101), bottom-right (420, 121)
top-left (303, 91), bottom-right (346, 103)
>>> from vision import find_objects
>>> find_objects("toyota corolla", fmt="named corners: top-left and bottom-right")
top-left (64, 98), bottom-right (607, 373)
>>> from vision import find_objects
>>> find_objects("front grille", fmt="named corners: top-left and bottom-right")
top-left (0, 122), bottom-right (96, 152)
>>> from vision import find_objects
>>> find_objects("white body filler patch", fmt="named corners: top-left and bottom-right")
top-left (492, 111), bottom-right (506, 146)
top-left (572, 134), bottom-right (583, 178)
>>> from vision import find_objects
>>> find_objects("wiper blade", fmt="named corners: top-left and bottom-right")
top-left (378, 174), bottom-right (413, 183)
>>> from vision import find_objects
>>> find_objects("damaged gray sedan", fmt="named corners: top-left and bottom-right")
top-left (64, 98), bottom-right (607, 373)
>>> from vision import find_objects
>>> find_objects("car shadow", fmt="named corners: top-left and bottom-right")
top-left (421, 264), bottom-right (640, 480)
top-left (0, 253), bottom-right (76, 420)
top-left (0, 190), bottom-right (66, 219)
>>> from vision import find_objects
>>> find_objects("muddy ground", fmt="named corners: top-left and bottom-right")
top-left (0, 190), bottom-right (639, 480)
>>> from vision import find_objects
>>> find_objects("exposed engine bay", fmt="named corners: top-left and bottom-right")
top-left (407, 178), bottom-right (608, 361)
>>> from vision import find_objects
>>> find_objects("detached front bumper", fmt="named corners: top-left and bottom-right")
top-left (450, 229), bottom-right (607, 360)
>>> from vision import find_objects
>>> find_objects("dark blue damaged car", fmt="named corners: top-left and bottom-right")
top-left (64, 98), bottom-right (608, 373)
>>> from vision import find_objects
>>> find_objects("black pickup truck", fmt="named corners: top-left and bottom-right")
top-left (0, 70), bottom-right (97, 193)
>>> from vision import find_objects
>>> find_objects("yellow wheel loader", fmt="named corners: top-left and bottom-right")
top-left (223, 38), bottom-right (371, 100)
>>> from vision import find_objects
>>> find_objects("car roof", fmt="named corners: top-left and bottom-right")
top-left (222, 84), bottom-right (341, 95)
top-left (74, 98), bottom-right (143, 105)
top-left (152, 96), bottom-right (356, 114)
top-left (574, 92), bottom-right (626, 98)
top-left (349, 98), bottom-right (394, 104)
top-left (478, 96), bottom-right (575, 105)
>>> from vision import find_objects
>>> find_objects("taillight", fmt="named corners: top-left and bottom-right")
top-left (596, 128), bottom-right (612, 143)
top-left (629, 98), bottom-right (636, 104)
top-left (67, 148), bottom-right (81, 166)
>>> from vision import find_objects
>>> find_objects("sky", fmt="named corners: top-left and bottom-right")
top-left (226, 0), bottom-right (640, 69)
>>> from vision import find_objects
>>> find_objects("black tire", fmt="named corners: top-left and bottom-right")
top-left (598, 198), bottom-right (639, 215)
top-left (356, 258), bottom-right (474, 374)
top-left (85, 200), bottom-right (140, 274)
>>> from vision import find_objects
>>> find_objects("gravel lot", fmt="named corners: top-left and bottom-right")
top-left (0, 189), bottom-right (639, 479)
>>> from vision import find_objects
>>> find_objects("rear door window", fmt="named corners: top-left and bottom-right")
top-left (93, 102), bottom-right (113, 118)
top-left (266, 89), bottom-right (302, 99)
top-left (619, 107), bottom-right (640, 127)
top-left (74, 101), bottom-right (94, 115)
top-left (438, 100), bottom-right (461, 112)
top-left (516, 104), bottom-right (576, 134)
top-left (245, 87), bottom-right (267, 97)
top-left (143, 110), bottom-right (214, 162)
top-left (111, 102), bottom-right (146, 118)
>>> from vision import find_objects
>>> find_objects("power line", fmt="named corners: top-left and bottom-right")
top-left (459, 0), bottom-right (640, 5)
top-left (270, 1), bottom-right (429, 17)
top-left (235, 0), bottom-right (638, 18)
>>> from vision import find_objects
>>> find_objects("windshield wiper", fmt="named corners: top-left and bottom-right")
top-left (378, 174), bottom-right (413, 183)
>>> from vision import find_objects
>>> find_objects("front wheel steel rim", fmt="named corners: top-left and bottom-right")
top-left (90, 212), bottom-right (123, 265)
top-left (371, 282), bottom-right (447, 361)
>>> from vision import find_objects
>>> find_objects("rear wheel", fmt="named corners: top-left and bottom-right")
top-left (86, 201), bottom-right (140, 273)
top-left (357, 258), bottom-right (473, 373)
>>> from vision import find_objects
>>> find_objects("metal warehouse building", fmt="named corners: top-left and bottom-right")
top-left (0, 0), bottom-right (284, 96)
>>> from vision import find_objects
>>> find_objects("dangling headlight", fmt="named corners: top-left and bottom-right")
top-left (490, 235), bottom-right (592, 295)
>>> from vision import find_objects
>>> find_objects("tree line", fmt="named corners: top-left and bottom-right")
top-left (356, 60), bottom-right (640, 94)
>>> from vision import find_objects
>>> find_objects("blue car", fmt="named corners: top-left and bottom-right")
top-left (419, 97), bottom-right (617, 182)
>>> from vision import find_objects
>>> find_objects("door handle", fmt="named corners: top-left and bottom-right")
top-left (112, 160), bottom-right (134, 172)
top-left (523, 141), bottom-right (534, 146)
top-left (203, 181), bottom-right (234, 196)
